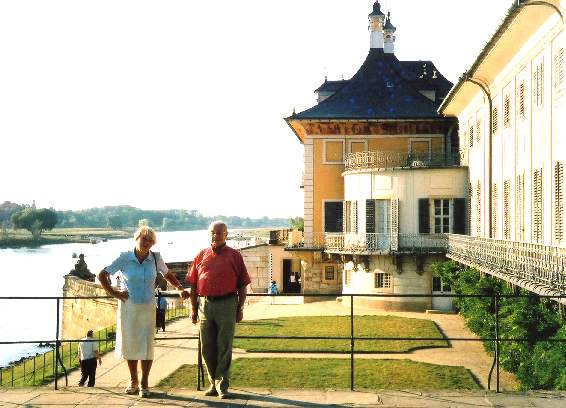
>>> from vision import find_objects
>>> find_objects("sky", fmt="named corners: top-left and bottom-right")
top-left (0, 0), bottom-right (512, 218)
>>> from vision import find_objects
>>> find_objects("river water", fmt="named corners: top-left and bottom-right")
top-left (0, 229), bottom-right (251, 367)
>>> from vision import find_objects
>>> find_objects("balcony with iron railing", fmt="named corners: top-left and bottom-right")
top-left (286, 232), bottom-right (447, 255)
top-left (326, 233), bottom-right (448, 255)
top-left (446, 234), bottom-right (566, 297)
top-left (344, 151), bottom-right (462, 172)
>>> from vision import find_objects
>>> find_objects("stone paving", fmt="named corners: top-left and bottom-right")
top-left (1, 387), bottom-right (566, 407)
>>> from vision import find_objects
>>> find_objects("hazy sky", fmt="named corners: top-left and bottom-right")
top-left (0, 0), bottom-right (510, 218)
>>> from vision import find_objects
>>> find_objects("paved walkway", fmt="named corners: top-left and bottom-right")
top-left (57, 300), bottom-right (517, 391)
top-left (2, 387), bottom-right (566, 407)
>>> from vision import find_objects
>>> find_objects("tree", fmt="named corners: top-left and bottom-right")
top-left (11, 208), bottom-right (58, 239)
top-left (289, 217), bottom-right (304, 231)
top-left (107, 215), bottom-right (123, 230)
top-left (0, 201), bottom-right (24, 227)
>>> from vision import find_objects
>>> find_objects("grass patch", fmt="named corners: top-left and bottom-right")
top-left (159, 358), bottom-right (479, 390)
top-left (0, 326), bottom-right (116, 387)
top-left (234, 316), bottom-right (447, 353)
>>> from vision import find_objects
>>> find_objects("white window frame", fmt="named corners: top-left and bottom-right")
top-left (322, 139), bottom-right (345, 164)
top-left (348, 139), bottom-right (368, 155)
top-left (408, 137), bottom-right (432, 160)
top-left (374, 272), bottom-right (391, 289)
top-left (430, 198), bottom-right (454, 234)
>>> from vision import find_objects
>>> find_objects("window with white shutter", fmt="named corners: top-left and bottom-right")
top-left (492, 183), bottom-right (498, 238)
top-left (555, 162), bottom-right (564, 243)
top-left (533, 169), bottom-right (543, 243)
top-left (504, 180), bottom-right (511, 240)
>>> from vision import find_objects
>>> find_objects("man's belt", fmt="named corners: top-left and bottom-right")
top-left (201, 292), bottom-right (237, 301)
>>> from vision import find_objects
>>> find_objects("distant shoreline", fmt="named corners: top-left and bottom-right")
top-left (0, 226), bottom-right (287, 249)
top-left (0, 228), bottom-right (130, 249)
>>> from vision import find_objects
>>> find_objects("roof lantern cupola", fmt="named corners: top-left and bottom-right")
top-left (368, 1), bottom-right (386, 49)
top-left (383, 11), bottom-right (397, 54)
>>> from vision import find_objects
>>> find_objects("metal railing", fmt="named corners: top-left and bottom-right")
top-left (294, 232), bottom-right (447, 254)
top-left (3, 292), bottom-right (566, 393)
top-left (447, 234), bottom-right (566, 295)
top-left (345, 151), bottom-right (461, 172)
top-left (0, 295), bottom-right (190, 389)
top-left (285, 232), bottom-right (327, 250)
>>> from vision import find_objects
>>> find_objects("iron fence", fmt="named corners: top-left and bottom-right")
top-left (344, 151), bottom-right (461, 171)
top-left (2, 292), bottom-right (566, 393)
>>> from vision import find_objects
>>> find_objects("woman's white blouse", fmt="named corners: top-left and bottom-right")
top-left (105, 251), bottom-right (168, 304)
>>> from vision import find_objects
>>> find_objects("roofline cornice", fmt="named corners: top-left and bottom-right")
top-left (439, 0), bottom-right (564, 114)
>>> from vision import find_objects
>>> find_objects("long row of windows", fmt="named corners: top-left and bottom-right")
top-left (471, 162), bottom-right (564, 244)
top-left (463, 47), bottom-right (564, 148)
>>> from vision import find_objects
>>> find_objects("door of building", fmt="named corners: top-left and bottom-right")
top-left (432, 276), bottom-right (454, 311)
top-left (283, 259), bottom-right (293, 293)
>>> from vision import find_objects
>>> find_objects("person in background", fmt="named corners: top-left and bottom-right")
top-left (97, 226), bottom-right (189, 398)
top-left (268, 280), bottom-right (278, 304)
top-left (186, 221), bottom-right (251, 399)
top-left (77, 329), bottom-right (102, 387)
top-left (155, 289), bottom-right (167, 333)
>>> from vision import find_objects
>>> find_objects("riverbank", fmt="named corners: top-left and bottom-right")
top-left (0, 226), bottom-right (284, 249)
top-left (0, 228), bottom-right (131, 248)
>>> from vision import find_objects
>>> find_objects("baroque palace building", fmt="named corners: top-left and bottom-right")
top-left (284, 1), bottom-right (466, 310)
top-left (440, 0), bottom-right (566, 298)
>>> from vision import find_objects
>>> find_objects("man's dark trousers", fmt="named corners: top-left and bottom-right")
top-left (79, 358), bottom-right (97, 387)
top-left (199, 295), bottom-right (238, 394)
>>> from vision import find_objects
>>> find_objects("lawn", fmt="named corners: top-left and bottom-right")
top-left (234, 315), bottom-right (448, 353)
top-left (159, 358), bottom-right (480, 390)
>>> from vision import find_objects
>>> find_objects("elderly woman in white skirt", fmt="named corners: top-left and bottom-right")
top-left (98, 226), bottom-right (188, 397)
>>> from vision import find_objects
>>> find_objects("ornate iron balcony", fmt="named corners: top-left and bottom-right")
top-left (286, 232), bottom-right (448, 254)
top-left (345, 151), bottom-right (461, 172)
top-left (285, 232), bottom-right (327, 250)
top-left (447, 234), bottom-right (566, 295)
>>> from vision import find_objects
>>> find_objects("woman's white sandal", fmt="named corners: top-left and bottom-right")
top-left (124, 383), bottom-right (139, 395)
top-left (139, 388), bottom-right (151, 398)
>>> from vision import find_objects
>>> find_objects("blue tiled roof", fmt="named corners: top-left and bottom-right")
top-left (290, 49), bottom-right (453, 120)
top-left (314, 79), bottom-right (348, 93)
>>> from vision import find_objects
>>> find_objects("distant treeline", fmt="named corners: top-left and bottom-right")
top-left (1, 202), bottom-right (290, 231)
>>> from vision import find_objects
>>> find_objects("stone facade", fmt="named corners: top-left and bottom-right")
top-left (61, 261), bottom-right (190, 340)
top-left (240, 245), bottom-right (270, 293)
top-left (61, 276), bottom-right (117, 340)
top-left (285, 251), bottom-right (342, 298)
top-left (342, 254), bottom-right (445, 311)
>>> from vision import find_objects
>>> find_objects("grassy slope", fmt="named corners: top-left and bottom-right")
top-left (159, 359), bottom-right (480, 390)
top-left (234, 315), bottom-right (447, 353)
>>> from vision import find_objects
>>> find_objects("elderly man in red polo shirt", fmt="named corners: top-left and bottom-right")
top-left (186, 221), bottom-right (251, 399)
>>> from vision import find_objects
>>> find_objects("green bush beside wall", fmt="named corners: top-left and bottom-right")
top-left (433, 260), bottom-right (565, 390)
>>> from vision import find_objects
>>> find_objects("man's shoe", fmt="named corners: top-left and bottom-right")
top-left (204, 386), bottom-right (218, 397)
top-left (218, 390), bottom-right (232, 399)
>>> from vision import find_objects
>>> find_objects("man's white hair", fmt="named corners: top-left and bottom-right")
top-left (208, 220), bottom-right (227, 232)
